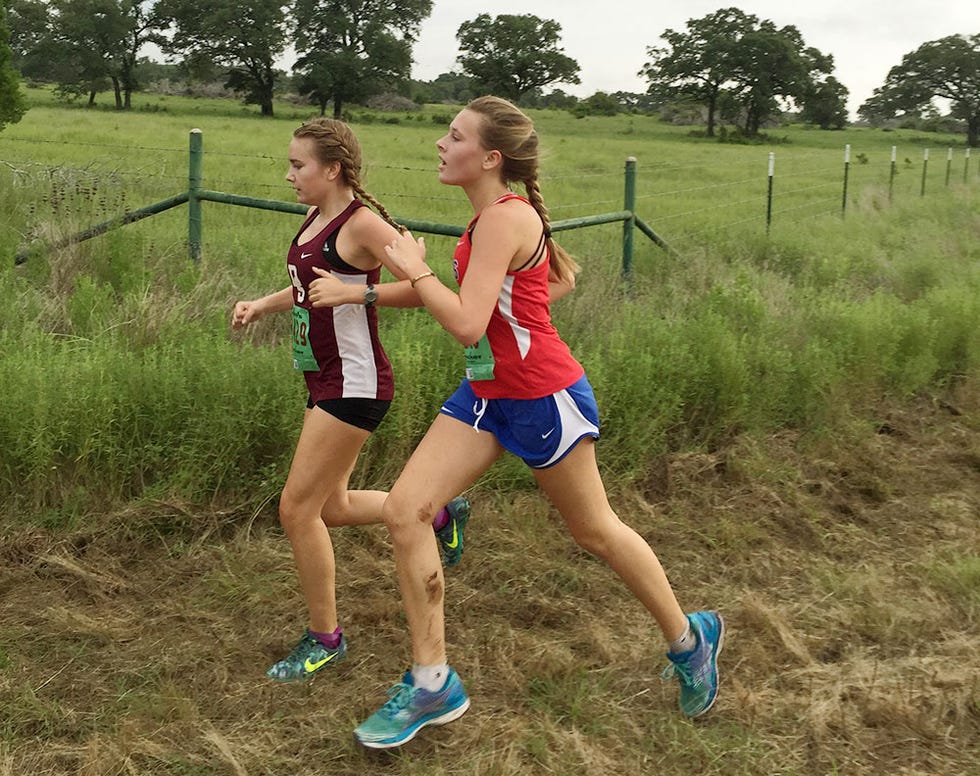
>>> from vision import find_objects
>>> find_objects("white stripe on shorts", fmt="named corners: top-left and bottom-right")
top-left (537, 386), bottom-right (600, 468)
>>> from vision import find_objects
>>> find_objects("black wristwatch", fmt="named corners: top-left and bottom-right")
top-left (363, 284), bottom-right (377, 308)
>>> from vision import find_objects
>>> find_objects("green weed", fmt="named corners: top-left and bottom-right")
top-left (926, 552), bottom-right (980, 619)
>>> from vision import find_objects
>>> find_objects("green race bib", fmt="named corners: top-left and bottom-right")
top-left (464, 335), bottom-right (495, 381)
top-left (291, 306), bottom-right (320, 371)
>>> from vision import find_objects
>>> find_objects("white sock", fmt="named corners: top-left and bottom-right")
top-left (669, 622), bottom-right (697, 655)
top-left (412, 663), bottom-right (449, 692)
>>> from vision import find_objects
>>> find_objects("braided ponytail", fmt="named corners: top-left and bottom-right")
top-left (466, 96), bottom-right (580, 284)
top-left (293, 117), bottom-right (403, 232)
top-left (524, 176), bottom-right (580, 284)
top-left (349, 178), bottom-right (404, 233)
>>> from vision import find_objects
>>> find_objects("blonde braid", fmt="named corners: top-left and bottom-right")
top-left (526, 176), bottom-right (579, 284)
top-left (466, 96), bottom-right (580, 284)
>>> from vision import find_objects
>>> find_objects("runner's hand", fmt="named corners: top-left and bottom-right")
top-left (309, 266), bottom-right (354, 307)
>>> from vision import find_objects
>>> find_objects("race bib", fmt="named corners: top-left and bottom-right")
top-left (464, 335), bottom-right (495, 381)
top-left (291, 306), bottom-right (320, 371)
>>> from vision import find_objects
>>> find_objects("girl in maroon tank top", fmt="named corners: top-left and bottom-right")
top-left (230, 118), bottom-right (472, 683)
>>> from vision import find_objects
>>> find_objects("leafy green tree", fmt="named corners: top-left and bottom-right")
top-left (727, 23), bottom-right (833, 135)
top-left (291, 0), bottom-right (431, 119)
top-left (456, 13), bottom-right (580, 103)
top-left (640, 7), bottom-right (757, 137)
top-left (111, 0), bottom-right (154, 108)
top-left (538, 88), bottom-right (578, 110)
top-left (856, 90), bottom-right (894, 127)
top-left (571, 91), bottom-right (619, 117)
top-left (153, 0), bottom-right (288, 116)
top-left (59, 0), bottom-right (156, 109)
top-left (46, 0), bottom-right (125, 106)
top-left (801, 75), bottom-right (848, 129)
top-left (641, 8), bottom-right (835, 137)
top-left (5, 0), bottom-right (51, 79)
top-left (0, 0), bottom-right (27, 130)
top-left (859, 34), bottom-right (980, 147)
top-left (412, 71), bottom-right (476, 105)
top-left (609, 91), bottom-right (661, 114)
top-left (13, 0), bottom-right (158, 108)
top-left (639, 8), bottom-right (759, 137)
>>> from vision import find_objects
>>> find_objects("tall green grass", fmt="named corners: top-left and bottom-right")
top-left (1, 93), bottom-right (977, 517)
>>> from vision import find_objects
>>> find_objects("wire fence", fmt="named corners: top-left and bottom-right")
top-left (3, 131), bottom-right (977, 274)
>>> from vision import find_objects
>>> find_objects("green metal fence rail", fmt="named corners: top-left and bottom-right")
top-left (13, 129), bottom-right (975, 272)
top-left (15, 129), bottom-right (668, 280)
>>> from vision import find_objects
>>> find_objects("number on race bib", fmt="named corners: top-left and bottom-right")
top-left (288, 264), bottom-right (305, 303)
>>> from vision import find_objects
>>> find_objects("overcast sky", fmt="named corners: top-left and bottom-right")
top-left (410, 1), bottom-right (978, 118)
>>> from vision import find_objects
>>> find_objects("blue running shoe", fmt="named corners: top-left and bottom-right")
top-left (354, 668), bottom-right (470, 749)
top-left (266, 630), bottom-right (347, 683)
top-left (661, 611), bottom-right (725, 717)
top-left (436, 496), bottom-right (470, 568)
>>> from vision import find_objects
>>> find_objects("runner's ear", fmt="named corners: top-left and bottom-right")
top-left (482, 149), bottom-right (502, 171)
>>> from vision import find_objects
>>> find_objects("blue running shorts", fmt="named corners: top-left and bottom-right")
top-left (439, 374), bottom-right (600, 469)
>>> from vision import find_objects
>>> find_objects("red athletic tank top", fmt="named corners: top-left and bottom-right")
top-left (453, 194), bottom-right (583, 399)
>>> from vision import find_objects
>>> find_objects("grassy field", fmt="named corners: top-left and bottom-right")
top-left (3, 86), bottom-right (974, 261)
top-left (0, 88), bottom-right (978, 775)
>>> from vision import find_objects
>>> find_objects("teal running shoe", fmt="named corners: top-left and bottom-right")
top-left (436, 496), bottom-right (470, 568)
top-left (354, 668), bottom-right (470, 749)
top-left (266, 630), bottom-right (347, 683)
top-left (661, 611), bottom-right (725, 717)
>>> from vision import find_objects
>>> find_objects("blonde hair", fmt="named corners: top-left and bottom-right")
top-left (293, 117), bottom-right (402, 231)
top-left (465, 96), bottom-right (580, 283)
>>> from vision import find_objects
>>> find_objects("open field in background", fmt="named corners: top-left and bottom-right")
top-left (2, 87), bottom-right (975, 268)
top-left (1, 89), bottom-right (978, 774)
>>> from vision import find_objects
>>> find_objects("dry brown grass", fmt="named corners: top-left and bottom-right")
top-left (2, 388), bottom-right (978, 775)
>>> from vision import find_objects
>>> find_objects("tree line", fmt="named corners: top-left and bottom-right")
top-left (1, 1), bottom-right (977, 145)
top-left (2, 0), bottom-right (583, 117)
top-left (640, 7), bottom-right (978, 145)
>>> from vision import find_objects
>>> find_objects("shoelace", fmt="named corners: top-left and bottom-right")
top-left (268, 634), bottom-right (318, 678)
top-left (280, 633), bottom-right (320, 664)
top-left (661, 661), bottom-right (694, 685)
top-left (289, 633), bottom-right (317, 659)
top-left (378, 682), bottom-right (415, 718)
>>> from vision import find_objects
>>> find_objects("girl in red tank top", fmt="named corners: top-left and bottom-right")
top-left (339, 97), bottom-right (724, 749)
